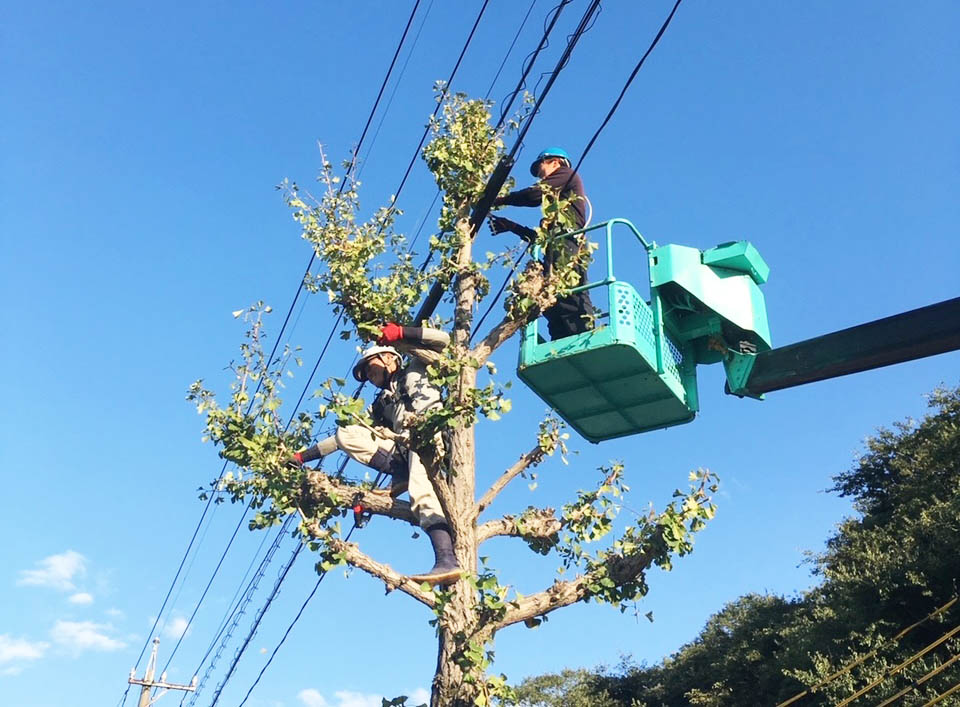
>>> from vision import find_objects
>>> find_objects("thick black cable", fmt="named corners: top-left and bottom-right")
top-left (506, 0), bottom-right (601, 163)
top-left (485, 0), bottom-right (539, 101)
top-left (570, 0), bottom-right (683, 176)
top-left (497, 0), bottom-right (571, 126)
top-left (356, 0), bottom-right (436, 182)
top-left (471, 0), bottom-right (683, 342)
top-left (387, 0), bottom-right (491, 207)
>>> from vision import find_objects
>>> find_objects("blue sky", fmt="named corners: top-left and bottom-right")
top-left (2, 1), bottom-right (958, 706)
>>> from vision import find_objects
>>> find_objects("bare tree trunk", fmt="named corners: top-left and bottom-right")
top-left (431, 211), bottom-right (483, 707)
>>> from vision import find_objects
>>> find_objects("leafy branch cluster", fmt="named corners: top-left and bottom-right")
top-left (282, 153), bottom-right (427, 341)
top-left (187, 303), bottom-right (318, 528)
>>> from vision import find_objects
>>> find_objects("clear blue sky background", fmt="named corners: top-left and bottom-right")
top-left (2, 2), bottom-right (958, 706)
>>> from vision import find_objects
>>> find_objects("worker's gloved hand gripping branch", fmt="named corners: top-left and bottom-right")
top-left (288, 322), bottom-right (460, 586)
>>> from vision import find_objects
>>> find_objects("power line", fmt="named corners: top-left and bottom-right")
top-left (570, 0), bottom-right (683, 175)
top-left (159, 507), bottom-right (251, 676)
top-left (205, 4), bottom-right (574, 702)
top-left (206, 540), bottom-right (305, 707)
top-left (118, 4), bottom-right (427, 703)
top-left (386, 0), bottom-right (492, 208)
top-left (470, 0), bottom-right (685, 342)
top-left (414, 0), bottom-right (602, 324)
top-left (495, 0), bottom-right (572, 127)
top-left (173, 0), bottom-right (585, 699)
top-left (485, 0), bottom-right (539, 101)
top-left (356, 0), bottom-right (436, 183)
top-left (235, 525), bottom-right (360, 707)
top-left (183, 519), bottom-right (296, 707)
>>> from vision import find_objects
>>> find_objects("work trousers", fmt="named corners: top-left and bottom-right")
top-left (544, 237), bottom-right (595, 340)
top-left (334, 425), bottom-right (445, 530)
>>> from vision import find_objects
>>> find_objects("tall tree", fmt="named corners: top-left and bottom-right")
top-left (511, 386), bottom-right (960, 706)
top-left (189, 88), bottom-right (717, 707)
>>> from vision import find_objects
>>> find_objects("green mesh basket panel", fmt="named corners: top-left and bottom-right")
top-left (518, 281), bottom-right (695, 442)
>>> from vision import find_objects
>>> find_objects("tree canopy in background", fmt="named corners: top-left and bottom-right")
top-left (510, 385), bottom-right (960, 706)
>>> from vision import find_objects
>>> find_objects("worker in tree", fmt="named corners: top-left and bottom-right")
top-left (289, 324), bottom-right (460, 586)
top-left (488, 147), bottom-right (595, 340)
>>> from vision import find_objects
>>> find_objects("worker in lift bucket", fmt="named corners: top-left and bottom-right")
top-left (288, 324), bottom-right (461, 587)
top-left (488, 146), bottom-right (596, 340)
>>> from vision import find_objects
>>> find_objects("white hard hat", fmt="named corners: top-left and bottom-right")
top-left (353, 345), bottom-right (401, 382)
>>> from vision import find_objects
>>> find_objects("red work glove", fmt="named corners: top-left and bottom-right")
top-left (379, 323), bottom-right (404, 344)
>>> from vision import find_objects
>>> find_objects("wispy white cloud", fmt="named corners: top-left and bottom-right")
top-left (17, 551), bottom-right (86, 592)
top-left (297, 689), bottom-right (328, 707)
top-left (406, 689), bottom-right (429, 705)
top-left (50, 621), bottom-right (125, 653)
top-left (161, 616), bottom-right (190, 640)
top-left (298, 689), bottom-right (429, 707)
top-left (0, 635), bottom-right (49, 666)
top-left (68, 592), bottom-right (94, 605)
top-left (105, 608), bottom-right (124, 619)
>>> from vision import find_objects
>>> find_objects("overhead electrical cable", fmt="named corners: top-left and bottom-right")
top-left (205, 541), bottom-right (305, 707)
top-left (485, 0), bottom-right (539, 101)
top-left (415, 0), bottom-right (603, 324)
top-left (234, 524), bottom-right (361, 707)
top-left (117, 4), bottom-right (426, 704)
top-left (159, 508), bottom-right (251, 675)
top-left (469, 0), bottom-right (684, 341)
top-left (386, 0), bottom-right (491, 208)
top-left (569, 0), bottom-right (682, 175)
top-left (194, 3), bottom-right (570, 702)
top-left (183, 518), bottom-right (297, 707)
top-left (356, 0), bottom-right (436, 182)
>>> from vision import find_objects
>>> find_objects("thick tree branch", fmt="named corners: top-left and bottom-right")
top-left (471, 261), bottom-right (555, 364)
top-left (494, 538), bottom-right (661, 630)
top-left (471, 311), bottom-right (536, 366)
top-left (477, 507), bottom-right (562, 545)
top-left (326, 537), bottom-right (437, 608)
top-left (474, 444), bottom-right (546, 520)
top-left (299, 512), bottom-right (438, 609)
top-left (301, 469), bottom-right (418, 526)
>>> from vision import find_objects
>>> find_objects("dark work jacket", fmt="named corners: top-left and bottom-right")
top-left (497, 166), bottom-right (587, 230)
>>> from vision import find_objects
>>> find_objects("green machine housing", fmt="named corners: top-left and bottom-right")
top-left (517, 218), bottom-right (772, 442)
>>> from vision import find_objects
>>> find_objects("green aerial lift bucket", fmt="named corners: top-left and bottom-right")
top-left (517, 219), bottom-right (772, 443)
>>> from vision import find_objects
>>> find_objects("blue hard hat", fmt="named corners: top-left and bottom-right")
top-left (529, 147), bottom-right (571, 177)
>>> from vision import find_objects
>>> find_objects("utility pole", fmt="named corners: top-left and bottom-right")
top-left (128, 638), bottom-right (197, 707)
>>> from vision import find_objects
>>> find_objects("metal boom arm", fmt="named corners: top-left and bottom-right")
top-left (727, 297), bottom-right (960, 397)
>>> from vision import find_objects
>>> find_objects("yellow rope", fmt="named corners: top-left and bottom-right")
top-left (834, 623), bottom-right (960, 707)
top-left (873, 651), bottom-right (960, 707)
top-left (775, 596), bottom-right (958, 707)
top-left (921, 679), bottom-right (960, 707)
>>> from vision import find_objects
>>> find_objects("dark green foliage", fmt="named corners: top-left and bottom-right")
top-left (510, 386), bottom-right (960, 706)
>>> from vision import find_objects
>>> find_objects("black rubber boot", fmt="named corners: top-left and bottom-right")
top-left (409, 524), bottom-right (461, 586)
top-left (388, 456), bottom-right (409, 498)
top-left (368, 450), bottom-right (408, 497)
